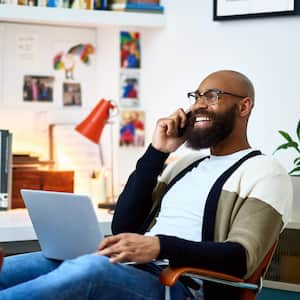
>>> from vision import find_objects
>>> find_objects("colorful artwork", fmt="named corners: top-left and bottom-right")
top-left (120, 70), bottom-right (140, 108)
top-left (53, 43), bottom-right (95, 80)
top-left (119, 110), bottom-right (145, 147)
top-left (120, 31), bottom-right (141, 69)
top-left (63, 82), bottom-right (82, 106)
top-left (23, 75), bottom-right (54, 102)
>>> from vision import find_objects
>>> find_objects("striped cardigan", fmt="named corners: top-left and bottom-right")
top-left (112, 145), bottom-right (293, 298)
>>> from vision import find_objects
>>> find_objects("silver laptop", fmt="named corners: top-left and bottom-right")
top-left (21, 189), bottom-right (104, 260)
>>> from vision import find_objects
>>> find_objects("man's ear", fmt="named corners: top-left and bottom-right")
top-left (238, 97), bottom-right (253, 117)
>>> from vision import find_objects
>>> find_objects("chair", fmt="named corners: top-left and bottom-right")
top-left (160, 241), bottom-right (278, 300)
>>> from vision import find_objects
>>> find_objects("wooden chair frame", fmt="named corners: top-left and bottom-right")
top-left (160, 241), bottom-right (278, 300)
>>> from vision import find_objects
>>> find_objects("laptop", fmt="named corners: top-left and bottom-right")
top-left (21, 189), bottom-right (104, 260)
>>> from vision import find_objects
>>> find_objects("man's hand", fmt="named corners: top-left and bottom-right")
top-left (152, 108), bottom-right (190, 153)
top-left (98, 233), bottom-right (160, 264)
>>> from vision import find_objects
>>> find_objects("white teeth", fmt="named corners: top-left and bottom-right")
top-left (195, 116), bottom-right (210, 122)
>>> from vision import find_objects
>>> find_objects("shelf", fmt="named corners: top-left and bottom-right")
top-left (287, 221), bottom-right (300, 230)
top-left (0, 4), bottom-right (165, 28)
top-left (263, 280), bottom-right (300, 292)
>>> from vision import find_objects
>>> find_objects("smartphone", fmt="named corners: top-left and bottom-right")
top-left (177, 111), bottom-right (192, 137)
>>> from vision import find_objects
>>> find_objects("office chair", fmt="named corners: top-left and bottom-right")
top-left (160, 241), bottom-right (278, 300)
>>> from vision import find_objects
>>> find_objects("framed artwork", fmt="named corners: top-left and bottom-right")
top-left (119, 110), bottom-right (145, 147)
top-left (119, 70), bottom-right (140, 108)
top-left (120, 31), bottom-right (141, 69)
top-left (214, 0), bottom-right (299, 20)
top-left (23, 75), bottom-right (54, 102)
top-left (63, 82), bottom-right (82, 106)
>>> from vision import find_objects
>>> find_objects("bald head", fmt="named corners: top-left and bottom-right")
top-left (200, 70), bottom-right (255, 104)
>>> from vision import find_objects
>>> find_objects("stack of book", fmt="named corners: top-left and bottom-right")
top-left (13, 153), bottom-right (55, 170)
top-left (13, 154), bottom-right (41, 170)
top-left (109, 0), bottom-right (164, 13)
top-left (0, 129), bottom-right (12, 210)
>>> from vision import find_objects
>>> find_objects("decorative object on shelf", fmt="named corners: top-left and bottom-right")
top-left (53, 43), bottom-right (95, 80)
top-left (213, 0), bottom-right (300, 21)
top-left (274, 119), bottom-right (300, 223)
top-left (75, 98), bottom-right (118, 209)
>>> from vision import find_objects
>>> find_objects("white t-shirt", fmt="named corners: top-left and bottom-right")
top-left (146, 149), bottom-right (254, 241)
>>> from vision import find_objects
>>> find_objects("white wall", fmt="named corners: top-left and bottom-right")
top-left (139, 0), bottom-right (300, 173)
top-left (0, 0), bottom-right (299, 195)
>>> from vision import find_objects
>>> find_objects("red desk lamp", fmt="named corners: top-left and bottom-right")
top-left (75, 98), bottom-right (117, 209)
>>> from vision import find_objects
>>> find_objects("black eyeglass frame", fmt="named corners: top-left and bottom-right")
top-left (187, 88), bottom-right (247, 105)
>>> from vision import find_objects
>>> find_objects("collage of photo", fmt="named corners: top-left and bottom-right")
top-left (119, 31), bottom-right (144, 147)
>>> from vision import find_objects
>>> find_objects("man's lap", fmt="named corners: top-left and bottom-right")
top-left (0, 252), bottom-right (183, 300)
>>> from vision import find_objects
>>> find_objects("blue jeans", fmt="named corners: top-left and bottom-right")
top-left (0, 252), bottom-right (195, 300)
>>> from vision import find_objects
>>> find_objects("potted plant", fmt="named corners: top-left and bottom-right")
top-left (274, 119), bottom-right (300, 222)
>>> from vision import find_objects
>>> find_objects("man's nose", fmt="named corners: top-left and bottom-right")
top-left (192, 96), bottom-right (209, 110)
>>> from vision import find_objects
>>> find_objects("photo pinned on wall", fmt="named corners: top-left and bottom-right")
top-left (63, 82), bottom-right (82, 106)
top-left (119, 110), bottom-right (145, 147)
top-left (120, 31), bottom-right (141, 69)
top-left (23, 75), bottom-right (54, 102)
top-left (119, 70), bottom-right (140, 108)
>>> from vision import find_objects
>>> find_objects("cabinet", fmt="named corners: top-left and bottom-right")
top-left (12, 169), bottom-right (74, 208)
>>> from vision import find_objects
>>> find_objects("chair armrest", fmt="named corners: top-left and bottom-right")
top-left (160, 266), bottom-right (244, 287)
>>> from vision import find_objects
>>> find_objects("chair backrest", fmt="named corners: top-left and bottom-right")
top-left (239, 240), bottom-right (278, 300)
top-left (248, 240), bottom-right (278, 284)
top-left (0, 247), bottom-right (3, 271)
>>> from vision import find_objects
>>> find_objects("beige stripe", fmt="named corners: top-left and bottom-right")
top-left (215, 191), bottom-right (283, 278)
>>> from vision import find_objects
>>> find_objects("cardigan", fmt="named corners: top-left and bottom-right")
top-left (112, 144), bottom-right (293, 298)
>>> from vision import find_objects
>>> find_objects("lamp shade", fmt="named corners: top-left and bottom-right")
top-left (75, 99), bottom-right (115, 144)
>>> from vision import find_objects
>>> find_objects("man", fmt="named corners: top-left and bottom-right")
top-left (0, 70), bottom-right (292, 300)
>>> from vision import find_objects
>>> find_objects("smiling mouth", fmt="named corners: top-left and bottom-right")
top-left (194, 116), bottom-right (213, 128)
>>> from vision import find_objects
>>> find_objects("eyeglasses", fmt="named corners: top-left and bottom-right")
top-left (187, 88), bottom-right (247, 106)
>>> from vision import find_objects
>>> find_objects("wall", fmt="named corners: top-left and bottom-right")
top-left (0, 0), bottom-right (300, 195)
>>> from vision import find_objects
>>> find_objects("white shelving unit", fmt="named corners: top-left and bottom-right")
top-left (0, 4), bottom-right (165, 28)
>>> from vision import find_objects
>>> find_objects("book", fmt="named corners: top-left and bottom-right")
top-left (110, 3), bottom-right (164, 12)
top-left (0, 130), bottom-right (12, 210)
top-left (127, 0), bottom-right (160, 3)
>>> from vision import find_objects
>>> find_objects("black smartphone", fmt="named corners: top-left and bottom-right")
top-left (177, 111), bottom-right (192, 137)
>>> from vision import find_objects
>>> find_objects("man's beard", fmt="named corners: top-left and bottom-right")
top-left (186, 104), bottom-right (237, 150)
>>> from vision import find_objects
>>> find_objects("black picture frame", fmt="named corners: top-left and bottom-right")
top-left (213, 0), bottom-right (300, 21)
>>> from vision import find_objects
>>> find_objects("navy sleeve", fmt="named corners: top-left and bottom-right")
top-left (112, 144), bottom-right (169, 234)
top-left (157, 235), bottom-right (247, 277)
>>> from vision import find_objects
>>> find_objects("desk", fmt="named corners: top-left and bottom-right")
top-left (0, 209), bottom-right (112, 255)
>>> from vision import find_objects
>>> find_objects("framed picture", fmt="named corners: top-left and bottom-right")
top-left (119, 110), bottom-right (145, 147)
top-left (23, 75), bottom-right (54, 102)
top-left (120, 31), bottom-right (141, 69)
top-left (119, 70), bottom-right (140, 108)
top-left (63, 82), bottom-right (82, 106)
top-left (214, 0), bottom-right (299, 20)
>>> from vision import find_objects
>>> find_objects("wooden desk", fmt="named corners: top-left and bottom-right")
top-left (0, 209), bottom-right (112, 256)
